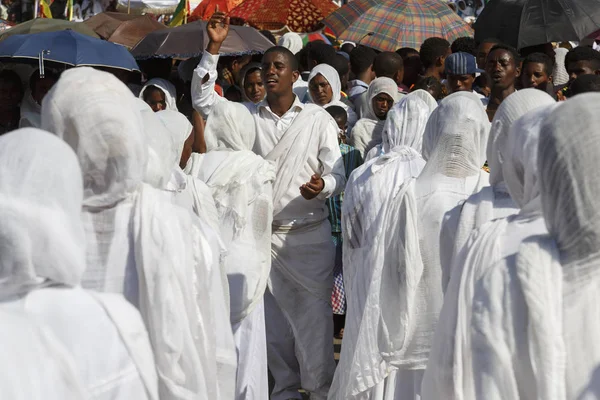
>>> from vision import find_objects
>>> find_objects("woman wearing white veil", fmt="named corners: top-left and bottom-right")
top-left (42, 68), bottom-right (232, 400)
top-left (185, 101), bottom-right (276, 400)
top-left (0, 128), bottom-right (157, 400)
top-left (470, 93), bottom-right (600, 400)
top-left (329, 94), bottom-right (430, 400)
top-left (139, 78), bottom-right (179, 111)
top-left (421, 103), bottom-right (560, 400)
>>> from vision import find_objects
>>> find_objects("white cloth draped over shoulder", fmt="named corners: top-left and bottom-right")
top-left (19, 89), bottom-right (42, 128)
top-left (350, 77), bottom-right (399, 157)
top-left (329, 95), bottom-right (429, 398)
top-left (421, 103), bottom-right (560, 400)
top-left (139, 78), bottom-right (179, 111)
top-left (471, 93), bottom-right (600, 400)
top-left (446, 89), bottom-right (556, 287)
top-left (409, 91), bottom-right (491, 372)
top-left (0, 128), bottom-right (158, 400)
top-left (41, 67), bottom-right (231, 400)
top-left (307, 63), bottom-right (358, 131)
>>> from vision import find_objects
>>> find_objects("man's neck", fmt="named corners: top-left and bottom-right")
top-left (266, 91), bottom-right (296, 117)
top-left (489, 85), bottom-right (516, 106)
top-left (424, 68), bottom-right (441, 80)
top-left (356, 73), bottom-right (372, 85)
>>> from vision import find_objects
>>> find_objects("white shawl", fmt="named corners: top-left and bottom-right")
top-left (422, 103), bottom-right (559, 400)
top-left (448, 89), bottom-right (556, 284)
top-left (42, 68), bottom-right (228, 400)
top-left (350, 77), bottom-right (399, 157)
top-left (307, 64), bottom-right (358, 131)
top-left (277, 32), bottom-right (303, 55)
top-left (187, 101), bottom-right (276, 324)
top-left (139, 78), bottom-right (179, 111)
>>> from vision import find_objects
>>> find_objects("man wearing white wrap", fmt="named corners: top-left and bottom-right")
top-left (192, 11), bottom-right (345, 400)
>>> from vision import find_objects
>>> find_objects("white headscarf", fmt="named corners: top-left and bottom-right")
top-left (0, 128), bottom-right (84, 300)
top-left (406, 89), bottom-right (438, 115)
top-left (471, 94), bottom-right (600, 400)
top-left (42, 67), bottom-right (229, 400)
top-left (382, 95), bottom-right (430, 153)
top-left (422, 104), bottom-right (558, 400)
top-left (277, 32), bottom-right (303, 55)
top-left (205, 101), bottom-right (256, 151)
top-left (139, 78), bottom-right (178, 111)
top-left (156, 109), bottom-right (193, 170)
top-left (351, 77), bottom-right (400, 156)
top-left (553, 47), bottom-right (569, 86)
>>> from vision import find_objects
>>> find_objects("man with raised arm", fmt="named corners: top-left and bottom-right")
top-left (191, 11), bottom-right (345, 400)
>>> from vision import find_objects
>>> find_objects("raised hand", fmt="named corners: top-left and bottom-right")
top-left (206, 6), bottom-right (229, 54)
top-left (300, 174), bottom-right (325, 200)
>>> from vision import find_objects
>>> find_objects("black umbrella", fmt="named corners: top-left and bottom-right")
top-left (130, 20), bottom-right (273, 60)
top-left (474, 0), bottom-right (600, 49)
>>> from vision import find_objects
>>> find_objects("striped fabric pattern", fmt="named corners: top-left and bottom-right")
top-left (323, 0), bottom-right (473, 51)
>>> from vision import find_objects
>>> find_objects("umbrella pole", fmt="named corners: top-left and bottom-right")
top-left (34, 0), bottom-right (40, 18)
top-left (127, 0), bottom-right (131, 14)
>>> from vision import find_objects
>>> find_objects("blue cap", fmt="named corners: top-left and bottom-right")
top-left (445, 52), bottom-right (484, 75)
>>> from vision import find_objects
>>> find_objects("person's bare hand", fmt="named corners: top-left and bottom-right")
top-left (206, 6), bottom-right (229, 54)
top-left (300, 174), bottom-right (325, 200)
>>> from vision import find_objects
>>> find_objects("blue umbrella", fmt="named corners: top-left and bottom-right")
top-left (0, 29), bottom-right (139, 72)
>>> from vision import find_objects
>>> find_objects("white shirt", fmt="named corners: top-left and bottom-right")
top-left (192, 52), bottom-right (346, 225)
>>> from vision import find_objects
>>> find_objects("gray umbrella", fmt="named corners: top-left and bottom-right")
top-left (474, 0), bottom-right (600, 49)
top-left (131, 20), bottom-right (274, 59)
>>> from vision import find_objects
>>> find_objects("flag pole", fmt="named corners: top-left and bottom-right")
top-left (183, 0), bottom-right (188, 24)
top-left (127, 0), bottom-right (131, 14)
top-left (34, 0), bottom-right (40, 18)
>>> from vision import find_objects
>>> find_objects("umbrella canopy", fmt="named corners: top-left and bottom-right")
top-left (189, 0), bottom-right (244, 22)
top-left (0, 30), bottom-right (139, 71)
top-left (0, 19), bottom-right (99, 41)
top-left (229, 0), bottom-right (339, 33)
top-left (323, 0), bottom-right (473, 51)
top-left (116, 0), bottom-right (178, 15)
top-left (130, 20), bottom-right (273, 59)
top-left (474, 0), bottom-right (600, 50)
top-left (83, 12), bottom-right (166, 49)
top-left (299, 31), bottom-right (331, 46)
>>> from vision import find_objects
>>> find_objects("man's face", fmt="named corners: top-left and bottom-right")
top-left (447, 74), bottom-right (475, 93)
top-left (33, 77), bottom-right (57, 106)
top-left (144, 89), bottom-right (166, 112)
top-left (567, 60), bottom-right (599, 82)
top-left (0, 79), bottom-right (21, 109)
top-left (243, 70), bottom-right (265, 104)
top-left (521, 62), bottom-right (551, 91)
top-left (486, 49), bottom-right (520, 90)
top-left (477, 42), bottom-right (496, 69)
top-left (261, 52), bottom-right (298, 96)
top-left (372, 93), bottom-right (394, 119)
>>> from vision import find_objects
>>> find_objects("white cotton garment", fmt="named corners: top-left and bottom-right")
top-left (19, 89), bottom-right (42, 128)
top-left (307, 63), bottom-right (358, 130)
top-left (470, 93), bottom-right (600, 400)
top-left (0, 309), bottom-right (86, 399)
top-left (0, 128), bottom-right (158, 400)
top-left (277, 32), bottom-right (303, 55)
top-left (422, 103), bottom-right (560, 400)
top-left (446, 89), bottom-right (556, 288)
top-left (350, 77), bottom-right (400, 157)
top-left (42, 67), bottom-right (232, 400)
top-left (410, 91), bottom-right (490, 374)
top-left (139, 77), bottom-right (179, 111)
top-left (406, 89), bottom-right (438, 114)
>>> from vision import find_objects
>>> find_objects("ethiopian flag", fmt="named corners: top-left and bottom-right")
top-left (40, 0), bottom-right (53, 18)
top-left (169, 0), bottom-right (189, 27)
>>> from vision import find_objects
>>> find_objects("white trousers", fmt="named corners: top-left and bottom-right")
top-left (232, 300), bottom-right (269, 400)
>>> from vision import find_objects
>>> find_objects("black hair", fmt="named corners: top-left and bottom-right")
top-left (419, 37), bottom-right (451, 69)
top-left (0, 69), bottom-right (23, 94)
top-left (570, 74), bottom-right (600, 96)
top-left (263, 46), bottom-right (299, 71)
top-left (29, 69), bottom-right (59, 91)
top-left (341, 42), bottom-right (355, 55)
top-left (350, 45), bottom-right (377, 75)
top-left (373, 52), bottom-right (403, 78)
top-left (565, 46), bottom-right (600, 71)
top-left (329, 53), bottom-right (349, 77)
top-left (451, 37), bottom-right (477, 56)
top-left (412, 76), bottom-right (443, 100)
top-left (224, 85), bottom-right (243, 102)
top-left (396, 47), bottom-right (419, 59)
top-left (478, 37), bottom-right (501, 47)
top-left (522, 52), bottom-right (554, 76)
top-left (326, 105), bottom-right (348, 123)
top-left (488, 44), bottom-right (521, 65)
top-left (259, 30), bottom-right (277, 45)
top-left (306, 41), bottom-right (337, 66)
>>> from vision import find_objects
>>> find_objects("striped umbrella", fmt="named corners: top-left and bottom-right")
top-left (229, 0), bottom-right (339, 33)
top-left (323, 0), bottom-right (473, 51)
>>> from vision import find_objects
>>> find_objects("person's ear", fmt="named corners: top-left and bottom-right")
top-left (292, 70), bottom-right (300, 83)
top-left (515, 62), bottom-right (522, 77)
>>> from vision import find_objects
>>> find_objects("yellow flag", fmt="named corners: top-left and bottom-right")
top-left (169, 0), bottom-right (189, 27)
top-left (40, 0), bottom-right (53, 18)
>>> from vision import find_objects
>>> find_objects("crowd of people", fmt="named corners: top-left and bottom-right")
top-left (2, 5), bottom-right (600, 400)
